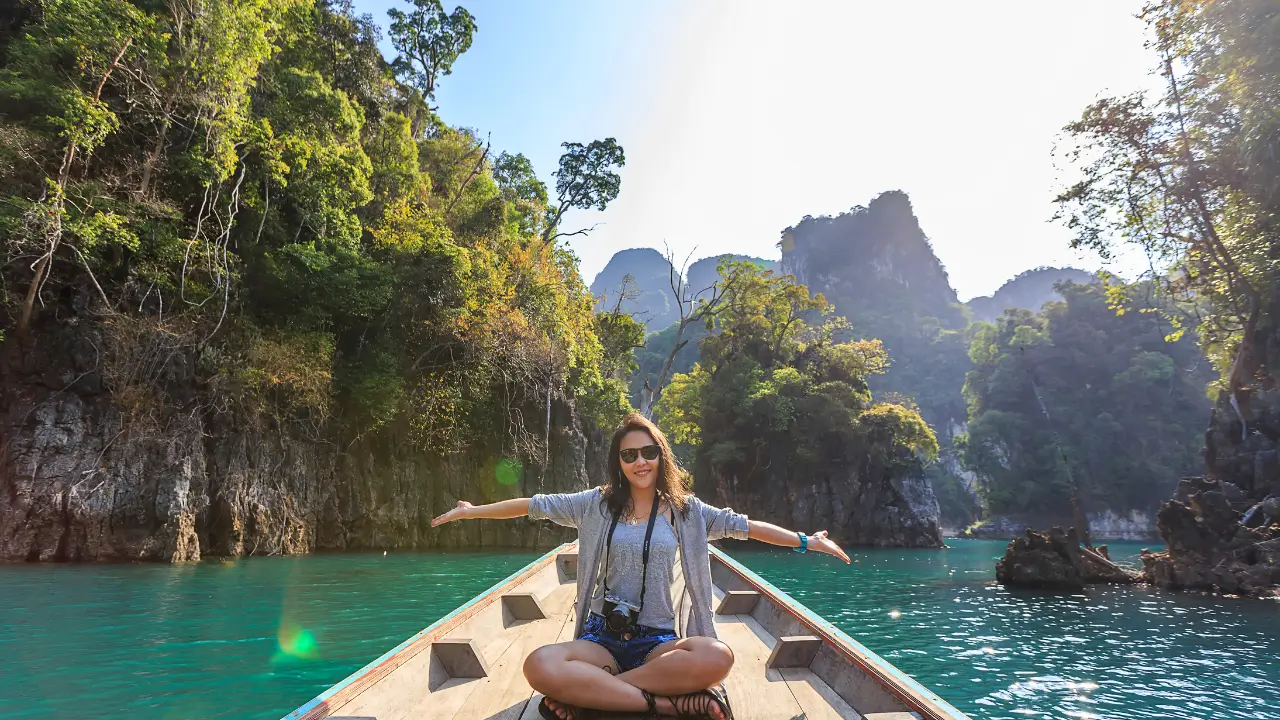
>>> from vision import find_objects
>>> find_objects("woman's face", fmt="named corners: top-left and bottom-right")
top-left (618, 429), bottom-right (660, 492)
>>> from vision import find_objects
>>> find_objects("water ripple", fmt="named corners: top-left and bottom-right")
top-left (725, 539), bottom-right (1280, 720)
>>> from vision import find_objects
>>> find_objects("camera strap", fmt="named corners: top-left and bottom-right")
top-left (602, 492), bottom-right (661, 614)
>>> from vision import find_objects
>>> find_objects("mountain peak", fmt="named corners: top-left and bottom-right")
top-left (965, 266), bottom-right (1098, 323)
top-left (781, 190), bottom-right (963, 327)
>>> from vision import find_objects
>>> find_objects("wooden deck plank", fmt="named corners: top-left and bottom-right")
top-left (780, 667), bottom-right (863, 720)
top-left (452, 585), bottom-right (577, 720)
top-left (330, 570), bottom-right (573, 720)
top-left (451, 616), bottom-right (563, 720)
top-left (402, 676), bottom-right (486, 720)
top-left (520, 605), bottom-right (581, 720)
top-left (333, 631), bottom-right (506, 720)
top-left (730, 611), bottom-right (863, 720)
top-left (712, 615), bottom-right (805, 720)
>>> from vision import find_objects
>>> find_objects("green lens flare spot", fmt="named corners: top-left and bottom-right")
top-left (495, 458), bottom-right (522, 486)
top-left (277, 623), bottom-right (319, 659)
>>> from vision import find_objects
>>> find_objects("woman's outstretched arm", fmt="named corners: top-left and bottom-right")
top-left (747, 519), bottom-right (851, 564)
top-left (431, 498), bottom-right (531, 526)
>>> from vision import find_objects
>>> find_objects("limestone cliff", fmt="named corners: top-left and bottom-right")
top-left (780, 191), bottom-right (968, 429)
top-left (779, 192), bottom-right (967, 533)
top-left (696, 450), bottom-right (943, 549)
top-left (1, 323), bottom-right (595, 562)
top-left (588, 248), bottom-right (677, 332)
top-left (781, 191), bottom-right (966, 339)
top-left (1133, 291), bottom-right (1280, 597)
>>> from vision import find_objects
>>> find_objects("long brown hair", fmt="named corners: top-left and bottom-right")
top-left (602, 413), bottom-right (691, 519)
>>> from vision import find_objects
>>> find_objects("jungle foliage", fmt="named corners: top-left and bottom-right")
top-left (0, 0), bottom-right (629, 458)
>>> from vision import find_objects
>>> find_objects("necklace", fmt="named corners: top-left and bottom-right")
top-left (625, 499), bottom-right (658, 525)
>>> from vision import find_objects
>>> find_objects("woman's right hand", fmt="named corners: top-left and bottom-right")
top-left (431, 500), bottom-right (475, 526)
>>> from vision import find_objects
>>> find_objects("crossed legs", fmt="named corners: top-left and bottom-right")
top-left (523, 636), bottom-right (733, 717)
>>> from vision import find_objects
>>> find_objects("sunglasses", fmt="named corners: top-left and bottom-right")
top-left (619, 444), bottom-right (660, 464)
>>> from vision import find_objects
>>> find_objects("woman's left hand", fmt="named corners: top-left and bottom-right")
top-left (808, 530), bottom-right (851, 564)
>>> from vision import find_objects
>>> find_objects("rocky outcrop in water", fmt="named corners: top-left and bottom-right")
top-left (1139, 478), bottom-right (1280, 598)
top-left (1, 324), bottom-right (590, 562)
top-left (995, 527), bottom-right (1139, 589)
top-left (1134, 349), bottom-right (1280, 598)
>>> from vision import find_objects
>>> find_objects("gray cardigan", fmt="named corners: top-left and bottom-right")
top-left (529, 488), bottom-right (750, 640)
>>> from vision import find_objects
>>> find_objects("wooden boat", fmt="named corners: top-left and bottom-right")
top-left (282, 543), bottom-right (971, 720)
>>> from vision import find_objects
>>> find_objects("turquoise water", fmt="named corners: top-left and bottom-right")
top-left (0, 551), bottom-right (540, 719)
top-left (0, 540), bottom-right (1277, 719)
top-left (730, 540), bottom-right (1280, 720)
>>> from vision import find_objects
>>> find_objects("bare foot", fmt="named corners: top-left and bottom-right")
top-left (545, 698), bottom-right (575, 719)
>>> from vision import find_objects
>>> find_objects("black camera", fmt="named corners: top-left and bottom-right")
top-left (602, 595), bottom-right (641, 635)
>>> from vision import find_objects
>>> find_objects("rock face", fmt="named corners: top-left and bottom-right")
top-left (995, 527), bottom-right (1139, 589)
top-left (779, 193), bottom-right (970, 425)
top-left (963, 510), bottom-right (1159, 541)
top-left (780, 191), bottom-right (965, 332)
top-left (699, 461), bottom-right (943, 548)
top-left (1139, 478), bottom-right (1280, 597)
top-left (1139, 292), bottom-right (1280, 597)
top-left (1, 324), bottom-right (593, 562)
top-left (588, 248), bottom-right (677, 331)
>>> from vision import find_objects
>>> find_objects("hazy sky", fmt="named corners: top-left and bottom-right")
top-left (356, 0), bottom-right (1160, 300)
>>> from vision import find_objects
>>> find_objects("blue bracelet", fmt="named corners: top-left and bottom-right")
top-left (794, 532), bottom-right (807, 553)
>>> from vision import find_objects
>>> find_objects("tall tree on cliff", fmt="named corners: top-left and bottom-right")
top-left (541, 138), bottom-right (625, 245)
top-left (1054, 0), bottom-right (1279, 448)
top-left (387, 0), bottom-right (475, 105)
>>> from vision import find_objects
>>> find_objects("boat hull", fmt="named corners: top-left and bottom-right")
top-left (282, 543), bottom-right (971, 720)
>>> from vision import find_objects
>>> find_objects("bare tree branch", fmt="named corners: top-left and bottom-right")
top-left (445, 134), bottom-right (490, 216)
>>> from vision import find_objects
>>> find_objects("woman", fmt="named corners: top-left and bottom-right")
top-left (430, 413), bottom-right (850, 719)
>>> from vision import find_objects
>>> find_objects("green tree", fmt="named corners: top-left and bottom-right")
top-left (1053, 0), bottom-right (1278, 425)
top-left (960, 282), bottom-right (1211, 516)
top-left (492, 151), bottom-right (548, 236)
top-left (0, 0), bottom-right (629, 480)
top-left (387, 0), bottom-right (476, 102)
top-left (657, 264), bottom-right (936, 509)
top-left (542, 138), bottom-right (625, 244)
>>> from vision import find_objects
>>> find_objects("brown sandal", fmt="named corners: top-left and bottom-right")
top-left (671, 684), bottom-right (733, 719)
top-left (640, 689), bottom-right (660, 718)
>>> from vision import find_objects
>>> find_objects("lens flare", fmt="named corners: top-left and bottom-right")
top-left (888, 609), bottom-right (902, 619)
top-left (277, 622), bottom-right (319, 660)
top-left (495, 458), bottom-right (522, 486)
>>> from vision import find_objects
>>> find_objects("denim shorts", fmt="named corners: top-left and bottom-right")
top-left (580, 612), bottom-right (679, 672)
